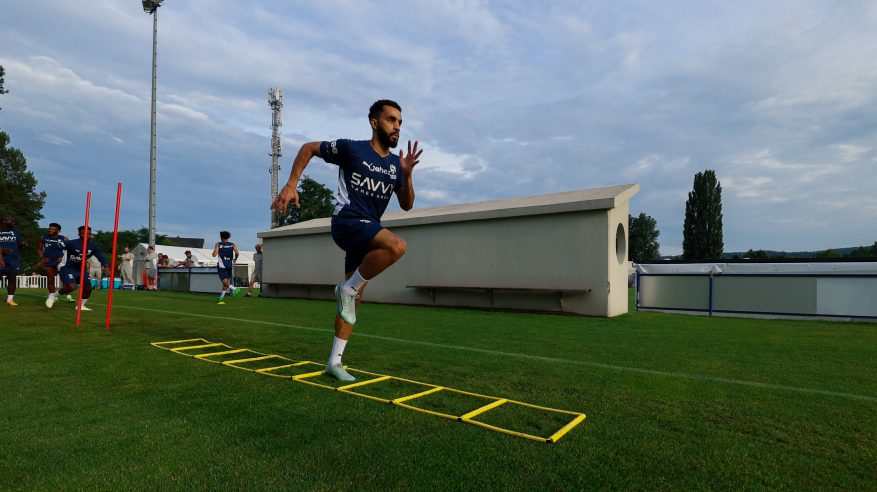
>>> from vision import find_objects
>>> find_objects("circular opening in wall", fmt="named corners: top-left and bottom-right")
top-left (615, 222), bottom-right (626, 265)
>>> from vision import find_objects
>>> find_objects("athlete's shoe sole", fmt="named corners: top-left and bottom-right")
top-left (77, 305), bottom-right (92, 311)
top-left (326, 363), bottom-right (356, 382)
top-left (217, 301), bottom-right (226, 305)
top-left (46, 297), bottom-right (55, 309)
top-left (335, 284), bottom-right (357, 325)
top-left (6, 300), bottom-right (18, 307)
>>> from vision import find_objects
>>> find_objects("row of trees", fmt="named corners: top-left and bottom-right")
top-left (629, 169), bottom-right (724, 262)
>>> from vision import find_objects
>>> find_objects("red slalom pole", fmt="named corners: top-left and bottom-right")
top-left (105, 183), bottom-right (122, 330)
top-left (75, 191), bottom-right (92, 326)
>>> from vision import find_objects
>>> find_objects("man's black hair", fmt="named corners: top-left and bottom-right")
top-left (220, 231), bottom-right (231, 240)
top-left (78, 225), bottom-right (93, 232)
top-left (368, 99), bottom-right (401, 121)
top-left (49, 223), bottom-right (61, 229)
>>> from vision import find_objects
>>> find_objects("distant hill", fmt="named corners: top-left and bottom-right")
top-left (661, 244), bottom-right (876, 260)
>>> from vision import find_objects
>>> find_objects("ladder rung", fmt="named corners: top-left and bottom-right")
top-left (338, 375), bottom-right (392, 391)
top-left (460, 399), bottom-right (507, 421)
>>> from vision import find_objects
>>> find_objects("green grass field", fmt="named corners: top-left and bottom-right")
top-left (1, 288), bottom-right (875, 490)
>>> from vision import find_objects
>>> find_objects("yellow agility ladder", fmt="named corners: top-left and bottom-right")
top-left (151, 338), bottom-right (587, 443)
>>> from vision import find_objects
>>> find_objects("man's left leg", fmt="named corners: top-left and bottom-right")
top-left (3, 268), bottom-right (17, 306)
top-left (326, 271), bottom-right (365, 382)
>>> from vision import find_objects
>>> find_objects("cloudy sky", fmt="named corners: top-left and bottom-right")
top-left (2, 0), bottom-right (875, 253)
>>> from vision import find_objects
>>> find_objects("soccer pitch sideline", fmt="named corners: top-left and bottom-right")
top-left (1, 288), bottom-right (875, 490)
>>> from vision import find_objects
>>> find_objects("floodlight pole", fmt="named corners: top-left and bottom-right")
top-left (144, 1), bottom-right (162, 248)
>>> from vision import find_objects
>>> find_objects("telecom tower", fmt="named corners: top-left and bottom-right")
top-left (268, 85), bottom-right (283, 228)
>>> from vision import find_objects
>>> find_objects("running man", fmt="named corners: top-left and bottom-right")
top-left (1, 216), bottom-right (28, 307)
top-left (246, 243), bottom-right (262, 297)
top-left (271, 99), bottom-right (423, 381)
top-left (212, 231), bottom-right (239, 304)
top-left (39, 223), bottom-right (68, 308)
top-left (57, 226), bottom-right (108, 311)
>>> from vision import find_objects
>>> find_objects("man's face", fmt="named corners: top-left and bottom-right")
top-left (124, 247), bottom-right (129, 253)
top-left (78, 228), bottom-right (91, 240)
top-left (372, 106), bottom-right (401, 149)
top-left (255, 244), bottom-right (262, 253)
top-left (48, 225), bottom-right (60, 236)
top-left (1, 217), bottom-right (13, 228)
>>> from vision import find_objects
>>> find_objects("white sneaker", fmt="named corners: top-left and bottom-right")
top-left (46, 297), bottom-right (55, 309)
top-left (78, 305), bottom-right (92, 311)
top-left (335, 284), bottom-right (357, 325)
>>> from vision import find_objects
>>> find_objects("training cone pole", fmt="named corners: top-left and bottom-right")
top-left (105, 183), bottom-right (122, 330)
top-left (75, 192), bottom-right (92, 326)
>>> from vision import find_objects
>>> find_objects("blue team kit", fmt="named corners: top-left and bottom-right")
top-left (217, 241), bottom-right (235, 280)
top-left (0, 228), bottom-right (23, 274)
top-left (41, 234), bottom-right (67, 267)
top-left (321, 139), bottom-right (404, 271)
top-left (59, 238), bottom-right (108, 284)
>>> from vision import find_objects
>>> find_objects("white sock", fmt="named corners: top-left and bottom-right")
top-left (7, 295), bottom-right (13, 301)
top-left (219, 289), bottom-right (227, 300)
top-left (342, 269), bottom-right (368, 295)
top-left (48, 292), bottom-right (58, 299)
top-left (328, 336), bottom-right (348, 367)
top-left (80, 298), bottom-right (88, 307)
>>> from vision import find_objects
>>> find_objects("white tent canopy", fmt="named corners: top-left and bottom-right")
top-left (132, 243), bottom-right (255, 267)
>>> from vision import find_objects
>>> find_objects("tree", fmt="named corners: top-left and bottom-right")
top-left (682, 169), bottom-right (723, 260)
top-left (0, 131), bottom-right (46, 271)
top-left (628, 212), bottom-right (661, 262)
top-left (88, 227), bottom-right (171, 255)
top-left (743, 249), bottom-right (769, 259)
top-left (276, 176), bottom-right (334, 226)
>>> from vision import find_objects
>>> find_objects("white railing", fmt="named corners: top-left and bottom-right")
top-left (0, 275), bottom-right (62, 289)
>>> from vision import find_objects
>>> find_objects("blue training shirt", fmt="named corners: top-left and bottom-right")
top-left (62, 238), bottom-right (108, 270)
top-left (217, 241), bottom-right (235, 269)
top-left (0, 227), bottom-right (24, 268)
top-left (42, 234), bottom-right (67, 263)
top-left (320, 139), bottom-right (404, 222)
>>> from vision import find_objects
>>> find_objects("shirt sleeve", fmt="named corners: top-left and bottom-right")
top-left (319, 139), bottom-right (351, 166)
top-left (92, 245), bottom-right (109, 266)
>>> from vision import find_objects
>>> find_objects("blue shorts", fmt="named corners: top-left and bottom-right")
top-left (331, 215), bottom-right (383, 273)
top-left (0, 261), bottom-right (19, 276)
top-left (218, 268), bottom-right (233, 281)
top-left (60, 265), bottom-right (89, 285)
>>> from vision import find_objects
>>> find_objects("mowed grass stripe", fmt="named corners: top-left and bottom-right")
top-left (109, 302), bottom-right (877, 403)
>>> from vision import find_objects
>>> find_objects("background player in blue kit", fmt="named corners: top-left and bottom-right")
top-left (0, 215), bottom-right (28, 307)
top-left (272, 100), bottom-right (423, 381)
top-left (212, 230), bottom-right (240, 304)
top-left (57, 226), bottom-right (108, 312)
top-left (39, 223), bottom-right (68, 309)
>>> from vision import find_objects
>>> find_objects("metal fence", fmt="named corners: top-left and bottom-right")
top-left (0, 275), bottom-right (62, 289)
top-left (636, 262), bottom-right (877, 321)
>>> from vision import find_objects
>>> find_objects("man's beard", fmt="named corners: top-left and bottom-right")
top-left (377, 127), bottom-right (398, 149)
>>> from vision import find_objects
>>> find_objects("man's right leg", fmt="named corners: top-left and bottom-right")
top-left (45, 266), bottom-right (59, 308)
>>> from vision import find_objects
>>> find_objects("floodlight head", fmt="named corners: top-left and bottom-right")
top-left (142, 0), bottom-right (163, 13)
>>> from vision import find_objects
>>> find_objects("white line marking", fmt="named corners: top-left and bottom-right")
top-left (109, 303), bottom-right (877, 403)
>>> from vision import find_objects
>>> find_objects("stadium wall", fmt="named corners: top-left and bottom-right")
top-left (258, 184), bottom-right (639, 317)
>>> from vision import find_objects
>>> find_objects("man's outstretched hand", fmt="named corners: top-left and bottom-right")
top-left (399, 140), bottom-right (423, 177)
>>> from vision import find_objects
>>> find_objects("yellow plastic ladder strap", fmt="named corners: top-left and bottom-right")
top-left (460, 398), bottom-right (508, 421)
top-left (338, 375), bottom-right (391, 391)
top-left (195, 349), bottom-right (250, 359)
top-left (171, 343), bottom-right (225, 352)
top-left (224, 355), bottom-right (281, 365)
top-left (392, 386), bottom-right (444, 404)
